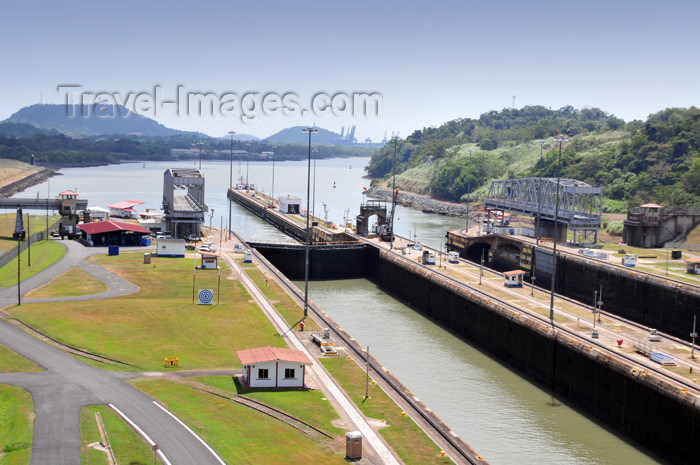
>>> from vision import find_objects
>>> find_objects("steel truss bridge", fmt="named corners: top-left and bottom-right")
top-left (484, 177), bottom-right (603, 242)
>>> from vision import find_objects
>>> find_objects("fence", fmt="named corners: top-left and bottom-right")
top-left (0, 218), bottom-right (61, 269)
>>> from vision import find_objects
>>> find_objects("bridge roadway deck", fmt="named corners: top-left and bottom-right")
top-left (0, 197), bottom-right (88, 210)
top-left (229, 188), bottom-right (700, 397)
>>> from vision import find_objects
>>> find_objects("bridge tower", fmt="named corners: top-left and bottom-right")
top-left (162, 168), bottom-right (207, 239)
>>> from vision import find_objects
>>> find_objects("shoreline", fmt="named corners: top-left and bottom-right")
top-left (0, 168), bottom-right (59, 198)
top-left (364, 185), bottom-right (470, 217)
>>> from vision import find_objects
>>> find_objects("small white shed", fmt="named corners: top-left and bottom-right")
top-left (504, 270), bottom-right (526, 287)
top-left (279, 195), bottom-right (301, 214)
top-left (157, 238), bottom-right (186, 257)
top-left (237, 346), bottom-right (313, 389)
top-left (200, 251), bottom-right (219, 269)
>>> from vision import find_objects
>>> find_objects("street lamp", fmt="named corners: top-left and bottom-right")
top-left (271, 145), bottom-right (277, 204)
top-left (389, 135), bottom-right (399, 249)
top-left (549, 135), bottom-right (568, 324)
top-left (302, 125), bottom-right (318, 318)
top-left (246, 142), bottom-right (251, 191)
top-left (197, 140), bottom-right (204, 170)
top-left (312, 148), bottom-right (318, 219)
top-left (228, 130), bottom-right (235, 240)
top-left (535, 142), bottom-right (546, 239)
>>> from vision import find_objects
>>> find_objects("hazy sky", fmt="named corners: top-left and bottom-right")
top-left (2, 0), bottom-right (699, 141)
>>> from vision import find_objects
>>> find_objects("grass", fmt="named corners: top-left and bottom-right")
top-left (7, 252), bottom-right (286, 371)
top-left (0, 384), bottom-right (33, 465)
top-left (193, 376), bottom-right (344, 436)
top-left (0, 345), bottom-right (42, 373)
top-left (25, 267), bottom-right (108, 298)
top-left (80, 405), bottom-right (160, 465)
top-left (0, 241), bottom-right (65, 288)
top-left (0, 214), bottom-right (61, 252)
top-left (320, 357), bottom-right (453, 465)
top-left (131, 378), bottom-right (347, 465)
top-left (238, 259), bottom-right (321, 331)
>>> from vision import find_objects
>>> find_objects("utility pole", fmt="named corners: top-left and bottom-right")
top-left (227, 130), bottom-right (235, 241)
top-left (26, 213), bottom-right (30, 267)
top-left (691, 315), bottom-right (697, 360)
top-left (549, 134), bottom-right (568, 324)
top-left (302, 125), bottom-right (317, 318)
top-left (479, 249), bottom-right (484, 285)
top-left (364, 346), bottom-right (370, 399)
top-left (389, 135), bottom-right (399, 249)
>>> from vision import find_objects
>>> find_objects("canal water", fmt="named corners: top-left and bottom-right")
top-left (10, 158), bottom-right (660, 464)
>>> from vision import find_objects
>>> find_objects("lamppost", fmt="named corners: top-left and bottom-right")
top-left (228, 130), bottom-right (235, 240)
top-left (246, 142), bottom-right (251, 191)
top-left (312, 148), bottom-right (318, 219)
top-left (389, 135), bottom-right (399, 249)
top-left (197, 140), bottom-right (204, 170)
top-left (271, 145), bottom-right (277, 205)
top-left (535, 142), bottom-right (546, 238)
top-left (302, 125), bottom-right (317, 318)
top-left (549, 135), bottom-right (568, 324)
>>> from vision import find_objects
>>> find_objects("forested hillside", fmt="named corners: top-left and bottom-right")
top-left (367, 106), bottom-right (700, 208)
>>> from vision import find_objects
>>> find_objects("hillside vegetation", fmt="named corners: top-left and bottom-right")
top-left (368, 106), bottom-right (700, 209)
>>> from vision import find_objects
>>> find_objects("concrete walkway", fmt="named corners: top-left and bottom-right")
top-left (218, 239), bottom-right (401, 465)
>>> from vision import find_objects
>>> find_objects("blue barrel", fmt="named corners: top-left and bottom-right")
top-left (108, 246), bottom-right (119, 256)
top-left (141, 237), bottom-right (151, 246)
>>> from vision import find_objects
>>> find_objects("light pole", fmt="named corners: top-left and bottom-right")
top-left (246, 143), bottom-right (251, 191)
top-left (549, 135), bottom-right (568, 324)
top-left (197, 140), bottom-right (204, 170)
top-left (389, 135), bottom-right (399, 249)
top-left (227, 130), bottom-right (235, 240)
top-left (302, 125), bottom-right (317, 318)
top-left (271, 145), bottom-right (277, 205)
top-left (535, 142), bottom-right (546, 239)
top-left (312, 148), bottom-right (318, 219)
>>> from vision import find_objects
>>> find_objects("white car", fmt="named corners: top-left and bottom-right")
top-left (199, 244), bottom-right (211, 252)
top-left (234, 243), bottom-right (244, 253)
top-left (648, 329), bottom-right (662, 342)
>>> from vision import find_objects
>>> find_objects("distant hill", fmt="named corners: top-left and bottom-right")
top-left (265, 126), bottom-right (348, 145)
top-left (0, 121), bottom-right (57, 137)
top-left (3, 104), bottom-right (197, 137)
top-left (218, 133), bottom-right (260, 141)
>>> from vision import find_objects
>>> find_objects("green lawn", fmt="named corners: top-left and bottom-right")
top-left (0, 345), bottom-right (41, 373)
top-left (0, 384), bottom-right (33, 465)
top-left (26, 267), bottom-right (108, 298)
top-left (0, 241), bottom-right (65, 288)
top-left (321, 357), bottom-right (453, 465)
top-left (7, 253), bottom-right (286, 371)
top-left (0, 214), bottom-right (61, 252)
top-left (80, 405), bottom-right (160, 465)
top-left (132, 378), bottom-right (347, 465)
top-left (193, 376), bottom-right (344, 436)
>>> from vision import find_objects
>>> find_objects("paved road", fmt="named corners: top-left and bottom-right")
top-left (0, 240), bottom-right (225, 465)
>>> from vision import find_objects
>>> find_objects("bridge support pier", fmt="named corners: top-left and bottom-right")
top-left (537, 220), bottom-right (567, 242)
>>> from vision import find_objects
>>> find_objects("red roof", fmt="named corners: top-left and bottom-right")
top-left (237, 347), bottom-right (312, 366)
top-left (504, 270), bottom-right (526, 276)
top-left (641, 203), bottom-right (663, 208)
top-left (59, 190), bottom-right (79, 196)
top-left (108, 200), bottom-right (145, 210)
top-left (78, 220), bottom-right (151, 235)
top-left (685, 258), bottom-right (700, 264)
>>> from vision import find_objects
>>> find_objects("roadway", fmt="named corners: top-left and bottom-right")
top-left (0, 239), bottom-right (230, 465)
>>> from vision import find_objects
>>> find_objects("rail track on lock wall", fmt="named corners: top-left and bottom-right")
top-left (413, 239), bottom-right (700, 359)
top-left (229, 231), bottom-right (487, 465)
top-left (369, 238), bottom-right (700, 393)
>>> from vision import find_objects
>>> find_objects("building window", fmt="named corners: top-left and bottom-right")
top-left (284, 368), bottom-right (295, 379)
top-left (257, 368), bottom-right (269, 379)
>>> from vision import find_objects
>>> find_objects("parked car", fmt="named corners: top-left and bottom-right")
top-left (187, 234), bottom-right (202, 242)
top-left (51, 231), bottom-right (60, 238)
top-left (234, 243), bottom-right (244, 253)
top-left (199, 244), bottom-right (211, 252)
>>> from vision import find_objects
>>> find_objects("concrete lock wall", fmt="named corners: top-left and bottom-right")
top-left (373, 250), bottom-right (698, 465)
top-left (256, 243), bottom-right (698, 464)
top-left (544, 251), bottom-right (700, 341)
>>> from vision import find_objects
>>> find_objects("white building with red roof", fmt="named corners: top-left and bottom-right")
top-left (237, 346), bottom-right (313, 389)
top-left (78, 220), bottom-right (151, 247)
top-left (108, 200), bottom-right (145, 218)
